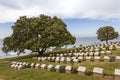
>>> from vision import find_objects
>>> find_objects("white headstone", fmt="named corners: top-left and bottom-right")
top-left (47, 57), bottom-right (51, 60)
top-left (38, 57), bottom-right (41, 61)
top-left (116, 56), bottom-right (120, 59)
top-left (78, 57), bottom-right (83, 60)
top-left (94, 56), bottom-right (100, 60)
top-left (101, 51), bottom-right (105, 54)
top-left (65, 66), bottom-right (72, 70)
top-left (60, 57), bottom-right (65, 62)
top-left (77, 66), bottom-right (86, 72)
top-left (55, 57), bottom-right (60, 61)
top-left (18, 65), bottom-right (22, 70)
top-left (104, 56), bottom-right (110, 59)
top-left (55, 65), bottom-right (60, 69)
top-left (73, 59), bottom-right (78, 62)
top-left (47, 64), bottom-right (53, 69)
top-left (86, 57), bottom-right (91, 60)
top-left (35, 63), bottom-right (40, 69)
top-left (114, 69), bottom-right (120, 76)
top-left (11, 64), bottom-right (15, 68)
top-left (41, 64), bottom-right (46, 68)
top-left (89, 52), bottom-right (93, 56)
top-left (66, 57), bottom-right (71, 62)
top-left (93, 67), bottom-right (103, 74)
top-left (14, 64), bottom-right (18, 70)
top-left (31, 63), bottom-right (35, 67)
top-left (106, 51), bottom-right (111, 54)
top-left (94, 52), bottom-right (99, 56)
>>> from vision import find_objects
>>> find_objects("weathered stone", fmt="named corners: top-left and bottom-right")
top-left (104, 56), bottom-right (110, 62)
top-left (55, 57), bottom-right (60, 63)
top-left (115, 56), bottom-right (120, 62)
top-left (47, 57), bottom-right (51, 61)
top-left (30, 63), bottom-right (35, 68)
top-left (66, 57), bottom-right (71, 63)
top-left (38, 57), bottom-right (41, 61)
top-left (94, 52), bottom-right (99, 56)
top-left (47, 64), bottom-right (53, 71)
top-left (78, 57), bottom-right (83, 61)
top-left (55, 65), bottom-right (60, 72)
top-left (14, 64), bottom-right (18, 70)
top-left (94, 56), bottom-right (100, 62)
top-left (114, 69), bottom-right (120, 80)
top-left (65, 66), bottom-right (72, 73)
top-left (101, 51), bottom-right (105, 54)
top-left (86, 57), bottom-right (91, 61)
top-left (60, 57), bottom-right (65, 63)
top-left (77, 66), bottom-right (86, 76)
top-left (11, 64), bottom-right (15, 68)
top-left (35, 63), bottom-right (40, 69)
top-left (18, 65), bottom-right (22, 70)
top-left (73, 59), bottom-right (78, 64)
top-left (41, 64), bottom-right (46, 70)
top-left (89, 52), bottom-right (94, 56)
top-left (106, 51), bottom-right (111, 54)
top-left (93, 67), bottom-right (103, 78)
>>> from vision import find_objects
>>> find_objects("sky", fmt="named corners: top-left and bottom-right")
top-left (0, 0), bottom-right (120, 39)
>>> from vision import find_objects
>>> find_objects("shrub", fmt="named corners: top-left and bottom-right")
top-left (59, 66), bottom-right (66, 73)
top-left (26, 63), bottom-right (31, 68)
top-left (109, 56), bottom-right (116, 62)
top-left (85, 71), bottom-right (93, 76)
top-left (71, 67), bottom-right (78, 74)
top-left (50, 67), bottom-right (56, 72)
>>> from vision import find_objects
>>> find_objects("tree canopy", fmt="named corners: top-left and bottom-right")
top-left (2, 14), bottom-right (76, 55)
top-left (96, 26), bottom-right (119, 44)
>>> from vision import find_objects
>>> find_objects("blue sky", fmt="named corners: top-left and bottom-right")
top-left (0, 0), bottom-right (120, 39)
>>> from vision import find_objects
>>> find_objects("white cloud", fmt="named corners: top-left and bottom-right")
top-left (0, 0), bottom-right (120, 23)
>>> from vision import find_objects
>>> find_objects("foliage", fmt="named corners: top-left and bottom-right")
top-left (85, 71), bottom-right (93, 76)
top-left (109, 56), bottom-right (116, 62)
top-left (96, 26), bottom-right (119, 44)
top-left (71, 67), bottom-right (78, 74)
top-left (50, 67), bottom-right (56, 72)
top-left (59, 66), bottom-right (66, 73)
top-left (2, 14), bottom-right (76, 55)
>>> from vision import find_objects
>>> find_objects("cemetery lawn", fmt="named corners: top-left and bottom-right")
top-left (0, 49), bottom-right (120, 80)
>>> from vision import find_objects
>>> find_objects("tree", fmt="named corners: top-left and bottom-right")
top-left (96, 26), bottom-right (119, 44)
top-left (2, 14), bottom-right (76, 55)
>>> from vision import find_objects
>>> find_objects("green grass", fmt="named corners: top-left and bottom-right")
top-left (0, 49), bottom-right (120, 80)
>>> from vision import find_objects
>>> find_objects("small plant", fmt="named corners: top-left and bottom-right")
top-left (50, 67), bottom-right (56, 72)
top-left (71, 67), bottom-right (78, 74)
top-left (109, 56), bottom-right (116, 62)
top-left (26, 63), bottom-right (31, 68)
top-left (59, 66), bottom-right (66, 73)
top-left (85, 71), bottom-right (93, 76)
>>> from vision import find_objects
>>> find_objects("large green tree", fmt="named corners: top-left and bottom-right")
top-left (2, 14), bottom-right (76, 55)
top-left (96, 26), bottom-right (119, 44)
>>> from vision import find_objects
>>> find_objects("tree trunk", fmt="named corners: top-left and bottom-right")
top-left (38, 48), bottom-right (46, 55)
top-left (106, 40), bottom-right (108, 44)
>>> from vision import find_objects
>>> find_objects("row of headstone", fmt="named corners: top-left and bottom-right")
top-left (11, 61), bottom-right (53, 71)
top-left (73, 42), bottom-right (120, 53)
top-left (49, 51), bottom-right (112, 57)
top-left (10, 61), bottom-right (120, 79)
top-left (33, 56), bottom-right (120, 63)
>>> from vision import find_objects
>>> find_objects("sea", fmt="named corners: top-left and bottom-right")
top-left (0, 36), bottom-right (120, 59)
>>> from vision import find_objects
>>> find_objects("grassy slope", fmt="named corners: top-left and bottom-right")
top-left (0, 49), bottom-right (120, 80)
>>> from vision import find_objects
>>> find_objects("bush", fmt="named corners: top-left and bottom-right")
top-left (26, 63), bottom-right (31, 68)
top-left (50, 67), bottom-right (56, 72)
top-left (109, 56), bottom-right (116, 62)
top-left (71, 67), bottom-right (78, 74)
top-left (85, 71), bottom-right (93, 76)
top-left (59, 66), bottom-right (66, 73)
